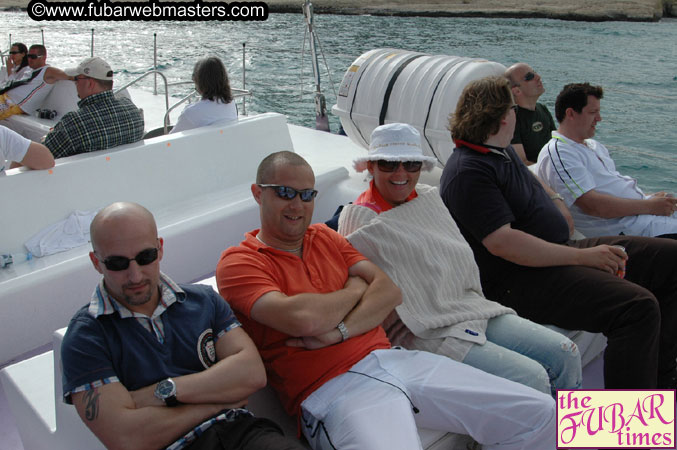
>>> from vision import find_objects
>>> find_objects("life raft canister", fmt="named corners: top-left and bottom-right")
top-left (332, 48), bottom-right (506, 167)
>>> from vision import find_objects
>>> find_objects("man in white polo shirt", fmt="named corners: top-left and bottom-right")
top-left (0, 125), bottom-right (54, 174)
top-left (537, 82), bottom-right (677, 239)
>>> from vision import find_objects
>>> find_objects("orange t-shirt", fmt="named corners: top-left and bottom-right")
top-left (355, 179), bottom-right (418, 213)
top-left (216, 223), bottom-right (390, 416)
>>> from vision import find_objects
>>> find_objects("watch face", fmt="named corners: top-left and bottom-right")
top-left (156, 379), bottom-right (175, 397)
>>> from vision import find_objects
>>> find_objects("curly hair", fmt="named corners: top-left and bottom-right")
top-left (192, 56), bottom-right (233, 104)
top-left (449, 76), bottom-right (513, 144)
top-left (555, 83), bottom-right (603, 123)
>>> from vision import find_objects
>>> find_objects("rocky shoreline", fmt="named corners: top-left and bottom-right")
top-left (265, 0), bottom-right (677, 22)
top-left (0, 0), bottom-right (675, 21)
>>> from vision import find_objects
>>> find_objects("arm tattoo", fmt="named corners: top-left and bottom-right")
top-left (83, 389), bottom-right (101, 421)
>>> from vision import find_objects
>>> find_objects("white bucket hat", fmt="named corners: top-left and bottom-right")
top-left (353, 123), bottom-right (438, 173)
top-left (65, 57), bottom-right (114, 81)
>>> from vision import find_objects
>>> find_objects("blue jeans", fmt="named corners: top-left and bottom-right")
top-left (462, 314), bottom-right (582, 396)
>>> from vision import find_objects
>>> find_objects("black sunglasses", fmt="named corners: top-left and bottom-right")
top-left (258, 184), bottom-right (318, 202)
top-left (26, 54), bottom-right (43, 59)
top-left (73, 76), bottom-right (89, 82)
top-left (9, 51), bottom-right (22, 55)
top-left (523, 71), bottom-right (535, 82)
top-left (98, 247), bottom-right (159, 271)
top-left (376, 160), bottom-right (423, 173)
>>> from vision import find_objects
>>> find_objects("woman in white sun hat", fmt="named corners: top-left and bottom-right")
top-left (339, 122), bottom-right (581, 396)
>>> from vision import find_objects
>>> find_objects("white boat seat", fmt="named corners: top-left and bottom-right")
top-left (0, 81), bottom-right (135, 142)
top-left (0, 80), bottom-right (78, 141)
top-left (0, 324), bottom-right (477, 450)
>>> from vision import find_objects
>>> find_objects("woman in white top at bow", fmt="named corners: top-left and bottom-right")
top-left (170, 56), bottom-right (238, 134)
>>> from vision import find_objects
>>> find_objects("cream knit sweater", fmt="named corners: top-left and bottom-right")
top-left (339, 184), bottom-right (514, 361)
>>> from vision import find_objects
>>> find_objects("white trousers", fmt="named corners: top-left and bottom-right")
top-left (300, 349), bottom-right (555, 450)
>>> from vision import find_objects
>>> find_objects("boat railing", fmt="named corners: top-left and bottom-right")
top-left (114, 69), bottom-right (171, 132)
top-left (162, 86), bottom-right (251, 136)
top-left (115, 71), bottom-right (252, 136)
top-left (162, 89), bottom-right (197, 133)
top-left (166, 80), bottom-right (251, 100)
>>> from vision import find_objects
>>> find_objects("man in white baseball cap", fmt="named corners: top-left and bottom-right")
top-left (65, 56), bottom-right (114, 82)
top-left (44, 56), bottom-right (144, 158)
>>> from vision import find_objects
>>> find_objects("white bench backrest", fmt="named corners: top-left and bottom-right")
top-left (0, 112), bottom-right (293, 255)
top-left (41, 79), bottom-right (80, 119)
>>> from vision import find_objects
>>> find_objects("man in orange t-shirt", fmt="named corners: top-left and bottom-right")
top-left (217, 151), bottom-right (556, 450)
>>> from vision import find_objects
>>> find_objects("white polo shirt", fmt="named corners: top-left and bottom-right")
top-left (536, 131), bottom-right (656, 237)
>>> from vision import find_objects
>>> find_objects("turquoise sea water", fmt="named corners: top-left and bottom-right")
top-left (1, 11), bottom-right (676, 191)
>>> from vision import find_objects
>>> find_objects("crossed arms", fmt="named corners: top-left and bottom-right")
top-left (250, 259), bottom-right (402, 349)
top-left (71, 327), bottom-right (265, 450)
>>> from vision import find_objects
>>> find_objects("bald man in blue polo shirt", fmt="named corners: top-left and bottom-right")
top-left (60, 202), bottom-right (303, 450)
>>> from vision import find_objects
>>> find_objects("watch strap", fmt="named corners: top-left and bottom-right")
top-left (164, 393), bottom-right (178, 407)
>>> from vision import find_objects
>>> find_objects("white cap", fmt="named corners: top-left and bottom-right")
top-left (65, 57), bottom-right (113, 81)
top-left (353, 123), bottom-right (437, 173)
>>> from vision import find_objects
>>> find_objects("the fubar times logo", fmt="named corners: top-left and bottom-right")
top-left (557, 390), bottom-right (675, 448)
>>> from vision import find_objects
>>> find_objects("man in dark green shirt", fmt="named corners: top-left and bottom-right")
top-left (505, 63), bottom-right (556, 165)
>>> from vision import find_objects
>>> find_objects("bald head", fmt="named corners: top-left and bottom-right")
top-left (505, 63), bottom-right (530, 88)
top-left (504, 63), bottom-right (544, 109)
top-left (89, 202), bottom-right (163, 313)
top-left (90, 202), bottom-right (157, 252)
top-left (256, 151), bottom-right (311, 185)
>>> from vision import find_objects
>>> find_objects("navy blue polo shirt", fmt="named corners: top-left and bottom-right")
top-left (440, 144), bottom-right (570, 291)
top-left (61, 275), bottom-right (240, 403)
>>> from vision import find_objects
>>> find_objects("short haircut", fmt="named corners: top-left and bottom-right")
top-left (192, 56), bottom-right (233, 104)
top-left (94, 79), bottom-right (114, 90)
top-left (28, 44), bottom-right (46, 56)
top-left (256, 151), bottom-right (310, 184)
top-left (450, 76), bottom-right (513, 144)
top-left (555, 83), bottom-right (604, 123)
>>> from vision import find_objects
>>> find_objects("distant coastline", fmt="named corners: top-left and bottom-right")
top-left (264, 0), bottom-right (677, 22)
top-left (0, 0), bottom-right (676, 22)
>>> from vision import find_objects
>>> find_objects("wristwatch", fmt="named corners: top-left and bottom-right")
top-left (154, 378), bottom-right (178, 407)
